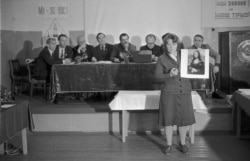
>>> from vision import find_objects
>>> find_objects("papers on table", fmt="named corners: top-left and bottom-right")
top-left (1, 104), bottom-right (15, 109)
top-left (96, 61), bottom-right (112, 64)
top-left (238, 89), bottom-right (250, 95)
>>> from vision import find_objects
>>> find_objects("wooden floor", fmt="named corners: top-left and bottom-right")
top-left (1, 132), bottom-right (250, 161)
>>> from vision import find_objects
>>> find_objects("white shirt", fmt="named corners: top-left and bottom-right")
top-left (48, 48), bottom-right (53, 57)
top-left (59, 47), bottom-right (65, 58)
top-left (169, 52), bottom-right (177, 62)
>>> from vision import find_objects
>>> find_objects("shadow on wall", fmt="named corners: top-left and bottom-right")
top-left (131, 36), bottom-right (142, 50)
top-left (16, 40), bottom-right (43, 64)
top-left (182, 35), bottom-right (192, 48)
top-left (16, 40), bottom-right (33, 64)
top-left (69, 30), bottom-right (85, 47)
top-left (106, 35), bottom-right (115, 44)
top-left (155, 36), bottom-right (162, 46)
top-left (87, 34), bottom-right (98, 46)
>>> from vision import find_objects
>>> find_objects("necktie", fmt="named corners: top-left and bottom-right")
top-left (101, 45), bottom-right (104, 51)
top-left (61, 49), bottom-right (64, 59)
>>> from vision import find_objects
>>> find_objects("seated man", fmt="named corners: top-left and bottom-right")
top-left (140, 34), bottom-right (162, 61)
top-left (54, 34), bottom-right (73, 60)
top-left (93, 33), bottom-right (113, 61)
top-left (188, 34), bottom-right (221, 96)
top-left (34, 38), bottom-right (70, 82)
top-left (110, 33), bottom-right (136, 63)
top-left (188, 34), bottom-right (220, 72)
top-left (72, 35), bottom-right (95, 62)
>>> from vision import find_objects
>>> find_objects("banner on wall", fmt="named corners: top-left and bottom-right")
top-left (37, 2), bottom-right (69, 18)
top-left (202, 0), bottom-right (250, 27)
top-left (215, 0), bottom-right (249, 19)
top-left (42, 19), bottom-right (68, 46)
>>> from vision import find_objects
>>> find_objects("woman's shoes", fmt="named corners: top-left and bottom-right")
top-left (179, 144), bottom-right (189, 154)
top-left (164, 144), bottom-right (190, 155)
top-left (165, 145), bottom-right (172, 155)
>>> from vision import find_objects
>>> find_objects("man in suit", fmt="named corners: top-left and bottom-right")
top-left (93, 33), bottom-right (113, 61)
top-left (188, 34), bottom-right (221, 98)
top-left (72, 35), bottom-right (95, 62)
top-left (188, 34), bottom-right (220, 73)
top-left (53, 34), bottom-right (73, 60)
top-left (140, 34), bottom-right (162, 61)
top-left (110, 33), bottom-right (136, 63)
top-left (34, 38), bottom-right (70, 82)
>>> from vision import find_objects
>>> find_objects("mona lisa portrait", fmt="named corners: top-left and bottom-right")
top-left (188, 50), bottom-right (205, 74)
top-left (180, 49), bottom-right (209, 79)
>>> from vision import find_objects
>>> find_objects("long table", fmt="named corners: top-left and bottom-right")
top-left (0, 101), bottom-right (34, 155)
top-left (51, 63), bottom-right (212, 100)
top-left (109, 90), bottom-right (207, 143)
top-left (234, 91), bottom-right (250, 139)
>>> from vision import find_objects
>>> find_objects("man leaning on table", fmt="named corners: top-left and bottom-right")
top-left (140, 34), bottom-right (162, 62)
top-left (34, 37), bottom-right (71, 82)
top-left (53, 34), bottom-right (73, 61)
top-left (110, 33), bottom-right (136, 63)
top-left (72, 35), bottom-right (95, 63)
top-left (93, 33), bottom-right (113, 62)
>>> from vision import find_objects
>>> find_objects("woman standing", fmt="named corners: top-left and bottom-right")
top-left (155, 33), bottom-right (195, 155)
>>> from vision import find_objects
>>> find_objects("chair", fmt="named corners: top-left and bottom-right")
top-left (26, 60), bottom-right (49, 100)
top-left (9, 59), bottom-right (28, 95)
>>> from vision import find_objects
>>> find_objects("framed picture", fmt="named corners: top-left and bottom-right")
top-left (180, 49), bottom-right (209, 79)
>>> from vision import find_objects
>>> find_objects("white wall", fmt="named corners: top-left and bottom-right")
top-left (85, 0), bottom-right (202, 49)
top-left (85, 0), bottom-right (250, 51)
top-left (1, 0), bottom-right (84, 33)
top-left (1, 0), bottom-right (85, 90)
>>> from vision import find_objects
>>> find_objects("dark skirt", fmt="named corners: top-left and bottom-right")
top-left (158, 92), bottom-right (196, 126)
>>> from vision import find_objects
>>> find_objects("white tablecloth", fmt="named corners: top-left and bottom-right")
top-left (109, 91), bottom-right (207, 111)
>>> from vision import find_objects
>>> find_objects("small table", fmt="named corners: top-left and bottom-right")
top-left (234, 91), bottom-right (250, 139)
top-left (0, 101), bottom-right (34, 155)
top-left (109, 91), bottom-right (207, 143)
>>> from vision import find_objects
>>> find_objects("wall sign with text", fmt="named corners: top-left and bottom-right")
top-left (37, 2), bottom-right (69, 18)
top-left (202, 0), bottom-right (250, 27)
top-left (215, 0), bottom-right (249, 19)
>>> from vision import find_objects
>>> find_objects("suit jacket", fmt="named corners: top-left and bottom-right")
top-left (110, 43), bottom-right (136, 62)
top-left (72, 44), bottom-right (95, 62)
top-left (155, 52), bottom-right (192, 93)
top-left (34, 46), bottom-right (63, 81)
top-left (188, 44), bottom-right (221, 64)
top-left (53, 45), bottom-right (73, 60)
top-left (140, 45), bottom-right (162, 57)
top-left (94, 43), bottom-right (113, 61)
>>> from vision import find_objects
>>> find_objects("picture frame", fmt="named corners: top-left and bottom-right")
top-left (180, 49), bottom-right (209, 79)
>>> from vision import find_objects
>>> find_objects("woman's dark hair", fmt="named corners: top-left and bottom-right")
top-left (161, 33), bottom-right (170, 41)
top-left (162, 33), bottom-right (179, 53)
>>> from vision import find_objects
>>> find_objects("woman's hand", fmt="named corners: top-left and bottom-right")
top-left (190, 68), bottom-right (198, 73)
top-left (170, 68), bottom-right (178, 77)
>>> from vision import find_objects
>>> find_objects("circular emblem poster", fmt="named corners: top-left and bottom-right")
top-left (237, 40), bottom-right (250, 63)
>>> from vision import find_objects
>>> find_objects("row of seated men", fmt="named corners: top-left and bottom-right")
top-left (34, 32), bottom-right (220, 83)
